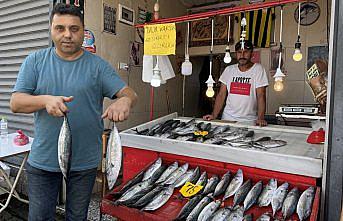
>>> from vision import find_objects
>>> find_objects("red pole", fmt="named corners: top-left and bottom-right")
top-left (135, 0), bottom-right (310, 28)
top-left (150, 87), bottom-right (154, 121)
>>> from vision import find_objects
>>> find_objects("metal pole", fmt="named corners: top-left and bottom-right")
top-left (324, 0), bottom-right (343, 220)
top-left (135, 0), bottom-right (309, 28)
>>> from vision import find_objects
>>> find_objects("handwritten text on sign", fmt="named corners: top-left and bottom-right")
top-left (179, 182), bottom-right (203, 197)
top-left (144, 23), bottom-right (176, 55)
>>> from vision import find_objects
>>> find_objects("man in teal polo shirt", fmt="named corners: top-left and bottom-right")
top-left (10, 3), bottom-right (137, 220)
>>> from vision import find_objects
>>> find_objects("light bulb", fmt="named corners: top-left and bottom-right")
top-left (206, 86), bottom-right (215, 97)
top-left (151, 77), bottom-right (161, 87)
top-left (293, 48), bottom-right (303, 61)
top-left (151, 65), bottom-right (162, 87)
top-left (223, 46), bottom-right (232, 64)
top-left (293, 40), bottom-right (303, 61)
top-left (274, 80), bottom-right (284, 92)
top-left (181, 55), bottom-right (192, 75)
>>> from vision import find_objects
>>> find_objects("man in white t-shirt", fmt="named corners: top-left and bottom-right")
top-left (203, 40), bottom-right (269, 126)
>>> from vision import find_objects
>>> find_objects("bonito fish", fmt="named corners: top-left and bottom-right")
top-left (58, 115), bottom-right (72, 180)
top-left (143, 157), bottom-right (162, 181)
top-left (297, 186), bottom-right (315, 221)
top-left (106, 123), bottom-right (122, 190)
top-left (142, 184), bottom-right (175, 211)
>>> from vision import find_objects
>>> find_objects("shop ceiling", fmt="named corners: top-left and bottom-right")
top-left (179, 0), bottom-right (227, 7)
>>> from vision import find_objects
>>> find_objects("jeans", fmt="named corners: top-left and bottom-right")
top-left (26, 163), bottom-right (97, 221)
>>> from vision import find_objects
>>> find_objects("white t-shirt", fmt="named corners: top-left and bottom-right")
top-left (219, 63), bottom-right (269, 122)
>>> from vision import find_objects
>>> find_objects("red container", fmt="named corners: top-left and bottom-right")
top-left (101, 146), bottom-right (320, 221)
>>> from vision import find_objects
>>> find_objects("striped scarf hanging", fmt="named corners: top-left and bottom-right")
top-left (239, 8), bottom-right (275, 48)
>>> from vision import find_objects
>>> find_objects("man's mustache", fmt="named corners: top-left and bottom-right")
top-left (239, 58), bottom-right (247, 61)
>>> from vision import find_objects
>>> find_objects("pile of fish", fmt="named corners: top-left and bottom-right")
top-left (109, 158), bottom-right (316, 221)
top-left (133, 118), bottom-right (287, 151)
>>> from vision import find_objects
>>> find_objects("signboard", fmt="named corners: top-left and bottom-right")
top-left (103, 4), bottom-right (116, 35)
top-left (144, 23), bottom-right (176, 55)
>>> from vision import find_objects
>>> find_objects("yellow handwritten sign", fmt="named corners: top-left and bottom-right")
top-left (194, 131), bottom-right (209, 137)
top-left (144, 23), bottom-right (176, 55)
top-left (179, 182), bottom-right (203, 197)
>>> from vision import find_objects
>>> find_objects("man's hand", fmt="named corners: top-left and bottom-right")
top-left (45, 96), bottom-right (73, 117)
top-left (102, 97), bottom-right (132, 122)
top-left (203, 114), bottom-right (215, 121)
top-left (256, 119), bottom-right (267, 127)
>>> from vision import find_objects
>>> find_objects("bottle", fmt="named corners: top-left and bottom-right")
top-left (0, 116), bottom-right (8, 138)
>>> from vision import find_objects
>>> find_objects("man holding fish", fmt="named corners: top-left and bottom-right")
top-left (203, 40), bottom-right (269, 127)
top-left (10, 3), bottom-right (137, 221)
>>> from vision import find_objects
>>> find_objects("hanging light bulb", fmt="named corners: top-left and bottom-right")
top-left (293, 2), bottom-right (303, 62)
top-left (182, 22), bottom-right (192, 75)
top-left (151, 56), bottom-right (162, 87)
top-left (273, 67), bottom-right (285, 92)
top-left (240, 15), bottom-right (247, 50)
top-left (273, 6), bottom-right (285, 92)
top-left (293, 40), bottom-right (303, 61)
top-left (206, 74), bottom-right (215, 97)
top-left (224, 46), bottom-right (232, 64)
top-left (206, 18), bottom-right (216, 98)
top-left (224, 16), bottom-right (232, 64)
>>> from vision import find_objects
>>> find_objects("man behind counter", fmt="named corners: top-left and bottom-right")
top-left (203, 40), bottom-right (269, 126)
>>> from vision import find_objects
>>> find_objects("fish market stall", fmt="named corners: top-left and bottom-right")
top-left (100, 112), bottom-right (323, 221)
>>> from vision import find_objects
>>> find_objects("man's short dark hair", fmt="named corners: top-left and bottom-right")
top-left (50, 3), bottom-right (84, 26)
top-left (235, 40), bottom-right (254, 51)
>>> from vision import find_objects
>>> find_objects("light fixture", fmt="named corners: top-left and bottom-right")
top-left (293, 2), bottom-right (303, 62)
top-left (273, 6), bottom-right (285, 92)
top-left (182, 22), bottom-right (192, 75)
top-left (223, 16), bottom-right (232, 64)
top-left (206, 18), bottom-right (216, 98)
top-left (273, 67), bottom-right (286, 92)
top-left (151, 56), bottom-right (162, 87)
top-left (240, 15), bottom-right (247, 50)
top-left (293, 40), bottom-right (303, 61)
top-left (206, 71), bottom-right (215, 97)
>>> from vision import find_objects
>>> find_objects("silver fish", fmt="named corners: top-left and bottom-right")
top-left (189, 166), bottom-right (201, 184)
top-left (202, 175), bottom-right (220, 195)
top-left (174, 169), bottom-right (195, 187)
top-left (197, 199), bottom-right (221, 221)
top-left (186, 194), bottom-right (213, 221)
top-left (256, 213), bottom-right (271, 221)
top-left (203, 138), bottom-right (224, 145)
top-left (258, 179), bottom-right (277, 207)
top-left (243, 181), bottom-right (263, 211)
top-left (282, 187), bottom-right (300, 219)
top-left (115, 179), bottom-right (151, 204)
top-left (212, 125), bottom-right (230, 134)
top-left (156, 161), bottom-right (178, 184)
top-left (196, 172), bottom-right (208, 191)
top-left (132, 185), bottom-right (165, 208)
top-left (58, 115), bottom-right (72, 180)
top-left (272, 182), bottom-right (289, 216)
top-left (296, 186), bottom-right (315, 221)
top-left (233, 179), bottom-right (252, 207)
top-left (213, 170), bottom-right (231, 197)
top-left (253, 140), bottom-right (287, 149)
top-left (176, 135), bottom-right (194, 141)
top-left (162, 163), bottom-right (189, 185)
top-left (227, 206), bottom-right (244, 221)
top-left (221, 132), bottom-right (245, 142)
top-left (224, 169), bottom-right (243, 200)
top-left (175, 195), bottom-right (204, 221)
top-left (142, 185), bottom-right (175, 211)
top-left (209, 207), bottom-right (231, 221)
top-left (142, 157), bottom-right (162, 181)
top-left (111, 170), bottom-right (145, 197)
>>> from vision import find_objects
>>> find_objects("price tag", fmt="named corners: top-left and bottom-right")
top-left (193, 131), bottom-right (209, 136)
top-left (179, 182), bottom-right (203, 197)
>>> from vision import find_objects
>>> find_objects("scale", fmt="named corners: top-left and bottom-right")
top-left (278, 104), bottom-right (320, 115)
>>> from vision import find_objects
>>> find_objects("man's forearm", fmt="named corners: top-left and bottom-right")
top-left (10, 93), bottom-right (47, 113)
top-left (257, 97), bottom-right (266, 119)
top-left (212, 95), bottom-right (225, 119)
top-left (116, 87), bottom-right (138, 107)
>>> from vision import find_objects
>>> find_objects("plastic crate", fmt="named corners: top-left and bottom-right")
top-left (101, 146), bottom-right (320, 221)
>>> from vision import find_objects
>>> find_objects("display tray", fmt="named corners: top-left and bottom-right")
top-left (101, 152), bottom-right (320, 221)
top-left (120, 113), bottom-right (324, 178)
